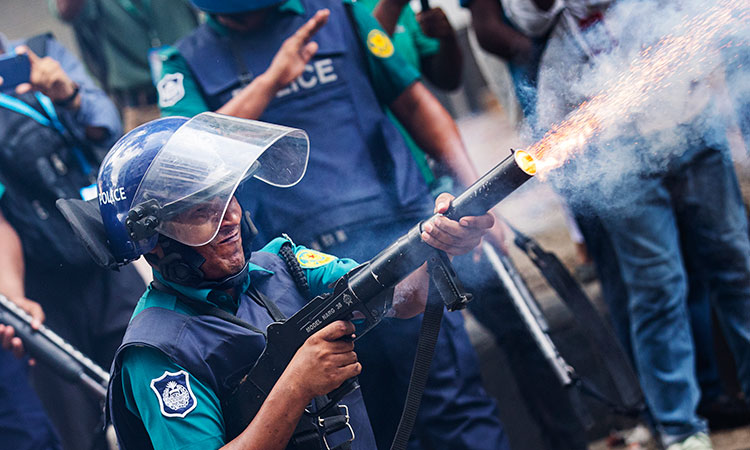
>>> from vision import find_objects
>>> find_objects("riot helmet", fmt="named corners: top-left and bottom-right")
top-left (59, 112), bottom-right (309, 286)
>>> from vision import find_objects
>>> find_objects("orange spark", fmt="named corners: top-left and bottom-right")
top-left (528, 0), bottom-right (748, 175)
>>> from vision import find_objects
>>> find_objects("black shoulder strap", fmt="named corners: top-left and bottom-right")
top-left (150, 281), bottom-right (266, 335)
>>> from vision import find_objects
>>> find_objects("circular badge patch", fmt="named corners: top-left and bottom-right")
top-left (366, 29), bottom-right (394, 58)
top-left (296, 249), bottom-right (336, 268)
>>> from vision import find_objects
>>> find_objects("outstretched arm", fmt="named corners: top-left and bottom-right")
top-left (390, 82), bottom-right (478, 187)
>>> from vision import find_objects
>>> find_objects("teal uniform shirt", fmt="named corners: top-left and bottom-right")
top-left (354, 0), bottom-right (442, 188)
top-left (153, 0), bottom-right (421, 118)
top-left (120, 237), bottom-right (358, 450)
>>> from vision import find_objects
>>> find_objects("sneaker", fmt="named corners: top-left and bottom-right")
top-left (665, 432), bottom-right (713, 450)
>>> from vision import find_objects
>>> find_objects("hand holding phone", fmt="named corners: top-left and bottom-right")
top-left (0, 53), bottom-right (31, 91)
top-left (12, 46), bottom-right (80, 108)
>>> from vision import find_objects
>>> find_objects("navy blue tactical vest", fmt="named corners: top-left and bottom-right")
top-left (0, 89), bottom-right (97, 268)
top-left (107, 250), bottom-right (377, 449)
top-left (176, 0), bottom-right (431, 244)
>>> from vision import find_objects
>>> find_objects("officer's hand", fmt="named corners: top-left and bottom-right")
top-left (0, 296), bottom-right (44, 362)
top-left (421, 192), bottom-right (495, 256)
top-left (281, 320), bottom-right (360, 400)
top-left (416, 8), bottom-right (456, 41)
top-left (266, 9), bottom-right (330, 90)
top-left (14, 46), bottom-right (80, 108)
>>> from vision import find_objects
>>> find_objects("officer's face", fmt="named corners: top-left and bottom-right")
top-left (193, 197), bottom-right (246, 280)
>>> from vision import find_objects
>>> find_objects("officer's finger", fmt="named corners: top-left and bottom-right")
top-left (26, 304), bottom-right (45, 330)
top-left (14, 45), bottom-right (40, 64)
top-left (341, 361), bottom-right (362, 379)
top-left (295, 9), bottom-right (330, 44)
top-left (327, 339), bottom-right (355, 354)
top-left (0, 75), bottom-right (4, 87)
top-left (433, 192), bottom-right (455, 214)
top-left (11, 337), bottom-right (25, 359)
top-left (300, 41), bottom-right (319, 62)
top-left (318, 320), bottom-right (356, 341)
top-left (426, 215), bottom-right (488, 242)
top-left (14, 82), bottom-right (32, 95)
top-left (1, 325), bottom-right (15, 350)
top-left (421, 227), bottom-right (477, 254)
top-left (458, 213), bottom-right (495, 230)
top-left (330, 351), bottom-right (358, 367)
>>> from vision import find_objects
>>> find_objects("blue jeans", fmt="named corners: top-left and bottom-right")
top-left (599, 147), bottom-right (750, 445)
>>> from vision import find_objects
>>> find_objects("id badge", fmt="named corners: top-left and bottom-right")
top-left (148, 45), bottom-right (170, 87)
top-left (79, 183), bottom-right (98, 201)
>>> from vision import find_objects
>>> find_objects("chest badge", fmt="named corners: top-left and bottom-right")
top-left (296, 249), bottom-right (336, 268)
top-left (157, 73), bottom-right (185, 108)
top-left (150, 370), bottom-right (197, 418)
top-left (367, 29), bottom-right (394, 58)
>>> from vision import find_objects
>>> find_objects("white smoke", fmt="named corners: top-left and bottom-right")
top-left (519, 0), bottom-right (750, 211)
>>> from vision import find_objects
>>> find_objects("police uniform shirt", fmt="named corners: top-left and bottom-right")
top-left (119, 237), bottom-right (360, 449)
top-left (153, 0), bottom-right (421, 118)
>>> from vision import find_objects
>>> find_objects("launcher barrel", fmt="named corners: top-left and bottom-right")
top-left (349, 150), bottom-right (536, 299)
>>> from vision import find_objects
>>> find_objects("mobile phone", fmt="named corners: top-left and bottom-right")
top-left (0, 53), bottom-right (31, 91)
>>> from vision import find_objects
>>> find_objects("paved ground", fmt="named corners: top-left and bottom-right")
top-left (456, 108), bottom-right (750, 450)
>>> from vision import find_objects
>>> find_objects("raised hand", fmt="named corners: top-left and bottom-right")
top-left (266, 9), bottom-right (331, 89)
top-left (14, 46), bottom-right (80, 107)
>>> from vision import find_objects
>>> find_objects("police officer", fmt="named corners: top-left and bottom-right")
top-left (153, 1), bottom-right (509, 448)
top-left (64, 112), bottom-right (495, 449)
top-left (0, 33), bottom-right (145, 450)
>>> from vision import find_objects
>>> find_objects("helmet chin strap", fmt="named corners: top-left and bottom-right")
top-left (146, 210), bottom-right (257, 291)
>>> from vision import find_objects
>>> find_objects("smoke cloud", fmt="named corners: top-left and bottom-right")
top-left (517, 0), bottom-right (750, 213)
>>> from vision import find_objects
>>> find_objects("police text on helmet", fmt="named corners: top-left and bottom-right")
top-left (99, 187), bottom-right (127, 205)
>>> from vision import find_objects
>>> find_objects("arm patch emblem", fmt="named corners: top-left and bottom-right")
top-left (150, 370), bottom-right (197, 418)
top-left (157, 73), bottom-right (185, 108)
top-left (366, 29), bottom-right (394, 58)
top-left (296, 249), bottom-right (336, 268)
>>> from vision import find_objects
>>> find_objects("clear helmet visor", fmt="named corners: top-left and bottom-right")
top-left (130, 112), bottom-right (309, 246)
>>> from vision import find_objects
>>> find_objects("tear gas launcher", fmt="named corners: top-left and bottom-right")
top-left (226, 150), bottom-right (538, 437)
top-left (0, 294), bottom-right (109, 400)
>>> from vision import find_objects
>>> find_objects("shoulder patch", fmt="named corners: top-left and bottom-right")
top-left (157, 73), bottom-right (185, 108)
top-left (296, 249), bottom-right (336, 268)
top-left (366, 29), bottom-right (394, 58)
top-left (150, 370), bottom-right (197, 418)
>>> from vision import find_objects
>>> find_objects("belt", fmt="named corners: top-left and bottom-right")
top-left (290, 196), bottom-right (432, 250)
top-left (110, 85), bottom-right (158, 108)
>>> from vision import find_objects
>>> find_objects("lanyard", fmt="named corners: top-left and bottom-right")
top-left (118, 0), bottom-right (161, 46)
top-left (0, 92), bottom-right (93, 176)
